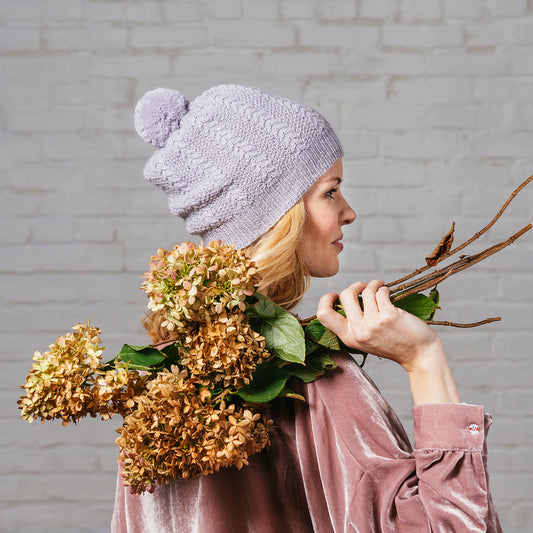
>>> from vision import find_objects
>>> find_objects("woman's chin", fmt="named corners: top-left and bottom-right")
top-left (308, 261), bottom-right (339, 278)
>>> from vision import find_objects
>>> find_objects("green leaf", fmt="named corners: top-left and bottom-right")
top-left (278, 385), bottom-right (305, 402)
top-left (304, 320), bottom-right (340, 351)
top-left (287, 351), bottom-right (338, 383)
top-left (392, 293), bottom-right (438, 321)
top-left (429, 287), bottom-right (440, 306)
top-left (236, 363), bottom-right (292, 403)
top-left (117, 344), bottom-right (166, 368)
top-left (428, 288), bottom-right (440, 320)
top-left (160, 342), bottom-right (180, 365)
top-left (247, 293), bottom-right (306, 364)
top-left (245, 292), bottom-right (279, 319)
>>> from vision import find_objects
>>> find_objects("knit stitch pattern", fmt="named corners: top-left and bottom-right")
top-left (135, 84), bottom-right (343, 248)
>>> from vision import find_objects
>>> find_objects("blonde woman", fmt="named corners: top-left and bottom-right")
top-left (112, 85), bottom-right (502, 532)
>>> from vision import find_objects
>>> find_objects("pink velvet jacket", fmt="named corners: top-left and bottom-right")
top-left (112, 352), bottom-right (502, 532)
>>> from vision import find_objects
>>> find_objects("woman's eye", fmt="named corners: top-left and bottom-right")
top-left (325, 188), bottom-right (338, 198)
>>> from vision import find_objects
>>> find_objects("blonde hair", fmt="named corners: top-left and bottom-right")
top-left (143, 198), bottom-right (309, 342)
top-left (243, 198), bottom-right (309, 311)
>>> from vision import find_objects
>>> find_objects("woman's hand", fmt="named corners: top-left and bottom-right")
top-left (316, 280), bottom-right (461, 404)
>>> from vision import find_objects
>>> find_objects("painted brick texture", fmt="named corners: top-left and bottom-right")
top-left (1, 0), bottom-right (532, 531)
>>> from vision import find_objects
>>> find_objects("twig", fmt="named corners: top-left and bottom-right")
top-left (387, 174), bottom-right (533, 288)
top-left (426, 317), bottom-right (501, 328)
top-left (391, 223), bottom-right (531, 300)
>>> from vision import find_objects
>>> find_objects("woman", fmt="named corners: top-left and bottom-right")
top-left (112, 85), bottom-right (502, 532)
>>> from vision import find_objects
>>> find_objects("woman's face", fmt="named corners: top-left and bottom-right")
top-left (299, 158), bottom-right (356, 277)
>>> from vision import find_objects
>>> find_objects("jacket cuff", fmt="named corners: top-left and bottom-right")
top-left (413, 403), bottom-right (491, 452)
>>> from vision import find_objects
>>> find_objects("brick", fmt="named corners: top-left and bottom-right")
top-left (341, 102), bottom-right (426, 130)
top-left (425, 103), bottom-right (504, 129)
top-left (162, 0), bottom-right (203, 22)
top-left (0, 24), bottom-right (40, 51)
top-left (382, 24), bottom-right (463, 48)
top-left (44, 25), bottom-right (128, 50)
top-left (455, 361), bottom-right (531, 388)
top-left (210, 22), bottom-right (295, 48)
top-left (338, 132), bottom-right (378, 158)
top-left (0, 244), bottom-right (124, 274)
top-left (470, 133), bottom-right (533, 158)
top-left (516, 21), bottom-right (533, 44)
top-left (444, 0), bottom-right (483, 19)
top-left (83, 105), bottom-right (135, 133)
top-left (42, 133), bottom-right (121, 161)
top-left (300, 24), bottom-right (378, 48)
top-left (0, 219), bottom-right (32, 244)
top-left (473, 77), bottom-right (533, 101)
top-left (304, 79), bottom-right (386, 103)
top-left (264, 51), bottom-right (341, 78)
top-left (0, 135), bottom-right (42, 169)
top-left (359, 0), bottom-right (397, 20)
top-left (8, 106), bottom-right (84, 133)
top-left (0, 56), bottom-right (89, 83)
top-left (130, 25), bottom-right (208, 49)
top-left (85, 0), bottom-right (127, 21)
top-left (343, 51), bottom-right (425, 75)
top-left (400, 0), bottom-right (442, 21)
top-left (511, 48), bottom-right (533, 74)
top-left (173, 51), bottom-right (261, 77)
top-left (89, 54), bottom-right (170, 77)
top-left (341, 189), bottom-right (376, 218)
top-left (318, 0), bottom-right (357, 21)
top-left (465, 22), bottom-right (518, 47)
top-left (126, 0), bottom-right (162, 22)
top-left (342, 159), bottom-right (427, 188)
top-left (243, 0), bottom-right (278, 19)
top-left (1, 501), bottom-right (114, 532)
top-left (429, 51), bottom-right (510, 76)
top-left (43, 0), bottom-right (83, 20)
top-left (280, 0), bottom-right (317, 19)
top-left (381, 131), bottom-right (469, 159)
top-left (205, 0), bottom-right (242, 19)
top-left (511, 102), bottom-right (533, 129)
top-left (486, 0), bottom-right (527, 17)
top-left (378, 187), bottom-right (461, 216)
top-left (2, 0), bottom-right (42, 22)
top-left (360, 217), bottom-right (403, 243)
top-left (339, 242), bottom-right (378, 271)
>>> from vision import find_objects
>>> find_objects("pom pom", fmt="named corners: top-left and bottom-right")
top-left (134, 88), bottom-right (189, 148)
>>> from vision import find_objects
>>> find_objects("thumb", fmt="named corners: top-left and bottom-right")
top-left (316, 292), bottom-right (347, 336)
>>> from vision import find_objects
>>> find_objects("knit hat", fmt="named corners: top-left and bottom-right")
top-left (134, 84), bottom-right (343, 249)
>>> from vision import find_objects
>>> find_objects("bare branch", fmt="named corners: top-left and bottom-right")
top-left (426, 317), bottom-right (501, 328)
top-left (387, 174), bottom-right (533, 288)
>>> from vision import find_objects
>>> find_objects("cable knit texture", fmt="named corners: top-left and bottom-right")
top-left (134, 85), bottom-right (343, 249)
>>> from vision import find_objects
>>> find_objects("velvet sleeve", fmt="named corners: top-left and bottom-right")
top-left (294, 352), bottom-right (503, 533)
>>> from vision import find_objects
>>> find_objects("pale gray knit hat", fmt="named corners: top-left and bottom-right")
top-left (134, 84), bottom-right (343, 249)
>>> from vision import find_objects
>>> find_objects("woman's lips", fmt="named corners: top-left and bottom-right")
top-left (332, 240), bottom-right (344, 251)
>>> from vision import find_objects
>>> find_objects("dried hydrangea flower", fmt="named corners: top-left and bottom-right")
top-left (18, 323), bottom-right (138, 425)
top-left (116, 367), bottom-right (271, 494)
top-left (141, 241), bottom-right (260, 332)
top-left (179, 311), bottom-right (270, 389)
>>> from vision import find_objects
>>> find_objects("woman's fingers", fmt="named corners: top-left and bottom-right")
top-left (375, 284), bottom-right (394, 311)
top-left (339, 282), bottom-right (366, 321)
top-left (316, 292), bottom-right (347, 334)
top-left (360, 280), bottom-right (385, 317)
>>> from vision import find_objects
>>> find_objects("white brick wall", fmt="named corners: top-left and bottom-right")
top-left (1, 0), bottom-right (532, 531)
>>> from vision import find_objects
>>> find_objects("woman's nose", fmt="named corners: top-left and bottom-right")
top-left (341, 199), bottom-right (356, 225)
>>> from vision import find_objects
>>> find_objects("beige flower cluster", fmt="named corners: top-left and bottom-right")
top-left (141, 241), bottom-right (260, 332)
top-left (18, 323), bottom-right (138, 425)
top-left (180, 311), bottom-right (270, 389)
top-left (116, 367), bottom-right (271, 494)
top-left (19, 243), bottom-right (273, 492)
